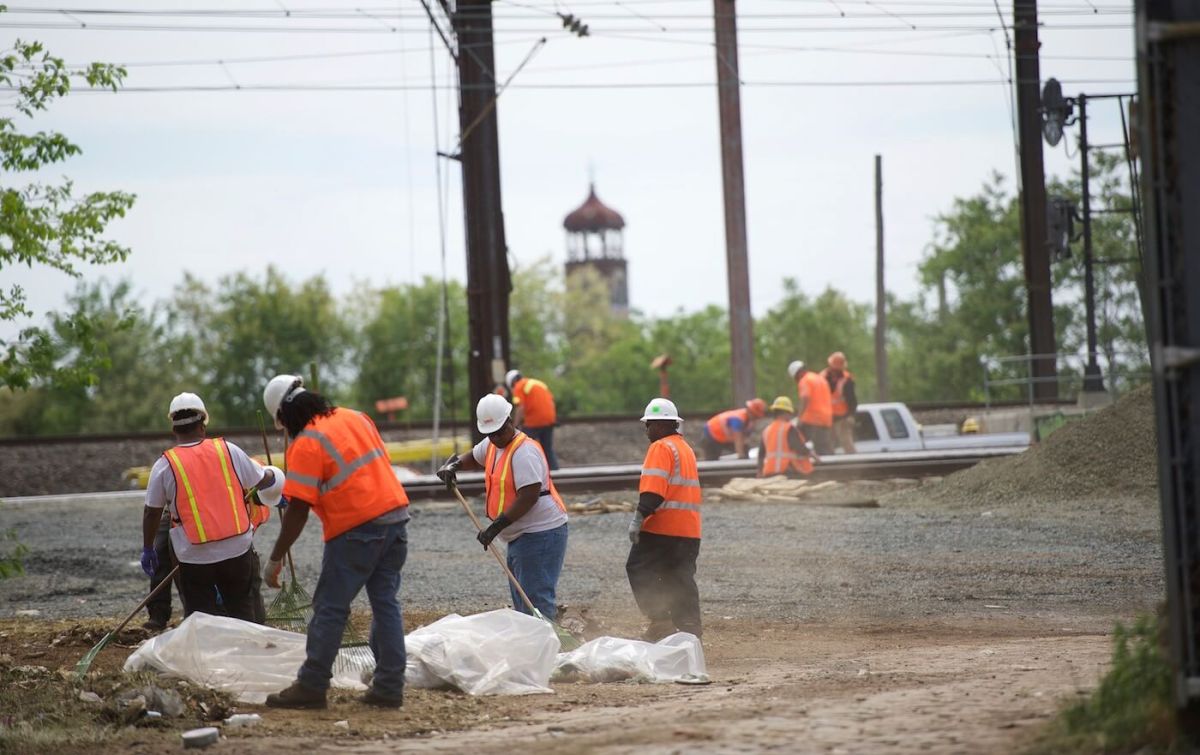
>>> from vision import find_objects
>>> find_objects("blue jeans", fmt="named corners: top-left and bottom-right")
top-left (525, 425), bottom-right (559, 470)
top-left (298, 518), bottom-right (408, 698)
top-left (505, 523), bottom-right (568, 621)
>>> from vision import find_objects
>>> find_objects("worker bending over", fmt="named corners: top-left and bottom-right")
top-left (789, 360), bottom-right (834, 455)
top-left (821, 352), bottom-right (858, 454)
top-left (141, 392), bottom-right (283, 624)
top-left (261, 375), bottom-right (410, 710)
top-left (505, 370), bottom-right (559, 470)
top-left (757, 396), bottom-right (816, 478)
top-left (438, 394), bottom-right (569, 620)
top-left (627, 398), bottom-right (704, 641)
top-left (700, 398), bottom-right (766, 460)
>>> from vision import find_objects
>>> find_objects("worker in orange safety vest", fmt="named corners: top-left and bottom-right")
top-left (140, 392), bottom-right (284, 627)
top-left (506, 370), bottom-right (560, 470)
top-left (821, 351), bottom-right (858, 453)
top-left (789, 360), bottom-right (834, 455)
top-left (626, 397), bottom-right (704, 641)
top-left (261, 375), bottom-right (411, 711)
top-left (756, 396), bottom-right (817, 478)
top-left (700, 398), bottom-right (767, 460)
top-left (437, 393), bottom-right (569, 620)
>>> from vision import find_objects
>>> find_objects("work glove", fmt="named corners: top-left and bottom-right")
top-left (140, 546), bottom-right (159, 577)
top-left (264, 557), bottom-right (284, 589)
top-left (436, 454), bottom-right (461, 488)
top-left (476, 514), bottom-right (512, 550)
top-left (628, 512), bottom-right (645, 545)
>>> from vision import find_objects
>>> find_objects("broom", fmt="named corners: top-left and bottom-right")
top-left (449, 482), bottom-right (580, 650)
top-left (74, 565), bottom-right (180, 678)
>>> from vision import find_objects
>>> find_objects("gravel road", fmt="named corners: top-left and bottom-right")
top-left (0, 487), bottom-right (1163, 630)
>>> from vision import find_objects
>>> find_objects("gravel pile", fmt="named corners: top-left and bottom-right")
top-left (885, 385), bottom-right (1158, 513)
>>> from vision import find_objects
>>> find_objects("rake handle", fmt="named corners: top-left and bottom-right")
top-left (449, 483), bottom-right (540, 617)
top-left (116, 564), bottom-right (181, 639)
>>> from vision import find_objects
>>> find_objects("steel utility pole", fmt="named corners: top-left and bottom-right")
top-left (1076, 94), bottom-right (1105, 392)
top-left (1013, 0), bottom-right (1058, 399)
top-left (874, 154), bottom-right (889, 401)
top-left (452, 0), bottom-right (511, 437)
top-left (712, 0), bottom-right (756, 406)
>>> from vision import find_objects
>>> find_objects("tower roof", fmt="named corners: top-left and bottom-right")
top-left (563, 183), bottom-right (625, 232)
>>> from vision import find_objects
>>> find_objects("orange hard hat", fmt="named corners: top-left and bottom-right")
top-left (828, 351), bottom-right (847, 370)
top-left (746, 398), bottom-right (767, 418)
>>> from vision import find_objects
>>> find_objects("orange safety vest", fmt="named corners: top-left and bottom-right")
top-left (759, 419), bottom-right (813, 477)
top-left (513, 378), bottom-right (557, 428)
top-left (639, 434), bottom-right (702, 539)
top-left (705, 408), bottom-right (749, 445)
top-left (797, 370), bottom-right (834, 427)
top-left (281, 408), bottom-right (409, 541)
top-left (822, 368), bottom-right (854, 418)
top-left (484, 432), bottom-right (566, 520)
top-left (163, 438), bottom-right (252, 545)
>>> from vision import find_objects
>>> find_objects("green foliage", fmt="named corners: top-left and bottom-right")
top-left (0, 527), bottom-right (30, 579)
top-left (0, 28), bottom-right (136, 390)
top-left (1029, 613), bottom-right (1176, 754)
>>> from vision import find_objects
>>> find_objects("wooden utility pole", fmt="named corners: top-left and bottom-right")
top-left (1013, 0), bottom-right (1057, 399)
top-left (713, 0), bottom-right (756, 406)
top-left (874, 154), bottom-right (889, 401)
top-left (452, 0), bottom-right (511, 438)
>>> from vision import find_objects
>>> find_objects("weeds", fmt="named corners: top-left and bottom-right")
top-left (0, 528), bottom-right (29, 579)
top-left (1028, 613), bottom-right (1176, 754)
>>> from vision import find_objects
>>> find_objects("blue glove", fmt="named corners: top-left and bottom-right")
top-left (140, 546), bottom-right (159, 577)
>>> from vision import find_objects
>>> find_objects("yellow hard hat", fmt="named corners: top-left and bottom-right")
top-left (961, 417), bottom-right (981, 434)
top-left (769, 395), bottom-right (795, 414)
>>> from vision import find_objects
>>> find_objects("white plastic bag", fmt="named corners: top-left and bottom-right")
top-left (552, 632), bottom-right (707, 683)
top-left (123, 613), bottom-right (368, 703)
top-left (405, 609), bottom-right (558, 695)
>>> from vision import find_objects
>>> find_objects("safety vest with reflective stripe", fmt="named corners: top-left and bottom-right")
top-left (822, 368), bottom-right (854, 417)
top-left (797, 370), bottom-right (834, 427)
top-left (281, 408), bottom-right (409, 541)
top-left (706, 408), bottom-right (749, 445)
top-left (760, 419), bottom-right (813, 477)
top-left (484, 432), bottom-right (566, 520)
top-left (639, 434), bottom-right (702, 539)
top-left (163, 438), bottom-right (252, 545)
top-left (513, 377), bottom-right (557, 427)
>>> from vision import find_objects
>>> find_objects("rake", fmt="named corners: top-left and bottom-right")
top-left (74, 565), bottom-right (180, 679)
top-left (449, 482), bottom-right (580, 650)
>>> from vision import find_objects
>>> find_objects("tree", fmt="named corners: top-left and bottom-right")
top-left (0, 30), bottom-right (135, 390)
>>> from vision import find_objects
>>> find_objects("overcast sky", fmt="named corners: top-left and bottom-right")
top-left (2, 1), bottom-right (1137, 340)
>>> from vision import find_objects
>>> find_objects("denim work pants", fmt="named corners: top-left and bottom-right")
top-left (505, 523), bottom-right (567, 621)
top-left (524, 425), bottom-right (559, 470)
top-left (298, 519), bottom-right (408, 698)
top-left (626, 532), bottom-right (702, 637)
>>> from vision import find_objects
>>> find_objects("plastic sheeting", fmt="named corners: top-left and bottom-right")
top-left (123, 612), bottom-right (368, 704)
top-left (552, 632), bottom-right (708, 684)
top-left (405, 609), bottom-right (558, 695)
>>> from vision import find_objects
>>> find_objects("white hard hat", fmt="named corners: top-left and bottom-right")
top-left (257, 465), bottom-right (286, 507)
top-left (640, 397), bottom-right (682, 423)
top-left (476, 393), bottom-right (513, 434)
top-left (168, 392), bottom-right (208, 426)
top-left (263, 374), bottom-right (305, 428)
top-left (505, 369), bottom-right (522, 390)
top-left (787, 360), bottom-right (806, 379)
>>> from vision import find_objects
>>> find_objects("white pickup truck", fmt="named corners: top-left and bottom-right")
top-left (848, 402), bottom-right (1030, 454)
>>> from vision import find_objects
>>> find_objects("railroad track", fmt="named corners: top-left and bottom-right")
top-left (2, 447), bottom-right (1022, 505)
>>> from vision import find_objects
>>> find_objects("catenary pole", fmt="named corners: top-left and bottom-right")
top-left (874, 154), bottom-right (889, 401)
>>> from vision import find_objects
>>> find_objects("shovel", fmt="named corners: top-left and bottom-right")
top-left (448, 482), bottom-right (579, 650)
top-left (74, 564), bottom-right (180, 678)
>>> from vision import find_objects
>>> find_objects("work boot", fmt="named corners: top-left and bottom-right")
top-left (359, 687), bottom-right (403, 709)
top-left (641, 620), bottom-right (676, 643)
top-left (265, 680), bottom-right (327, 709)
top-left (142, 618), bottom-right (167, 631)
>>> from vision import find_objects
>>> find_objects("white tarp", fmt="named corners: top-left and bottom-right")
top-left (123, 612), bottom-right (368, 703)
top-left (552, 632), bottom-right (708, 683)
top-left (405, 609), bottom-right (558, 695)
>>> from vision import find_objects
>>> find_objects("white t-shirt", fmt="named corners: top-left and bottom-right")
top-left (145, 439), bottom-right (264, 564)
top-left (472, 436), bottom-right (568, 543)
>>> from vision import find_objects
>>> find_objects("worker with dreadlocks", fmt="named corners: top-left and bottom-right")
top-left (140, 392), bottom-right (284, 625)
top-left (437, 393), bottom-right (569, 620)
top-left (261, 374), bottom-right (411, 710)
top-left (626, 397), bottom-right (704, 641)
